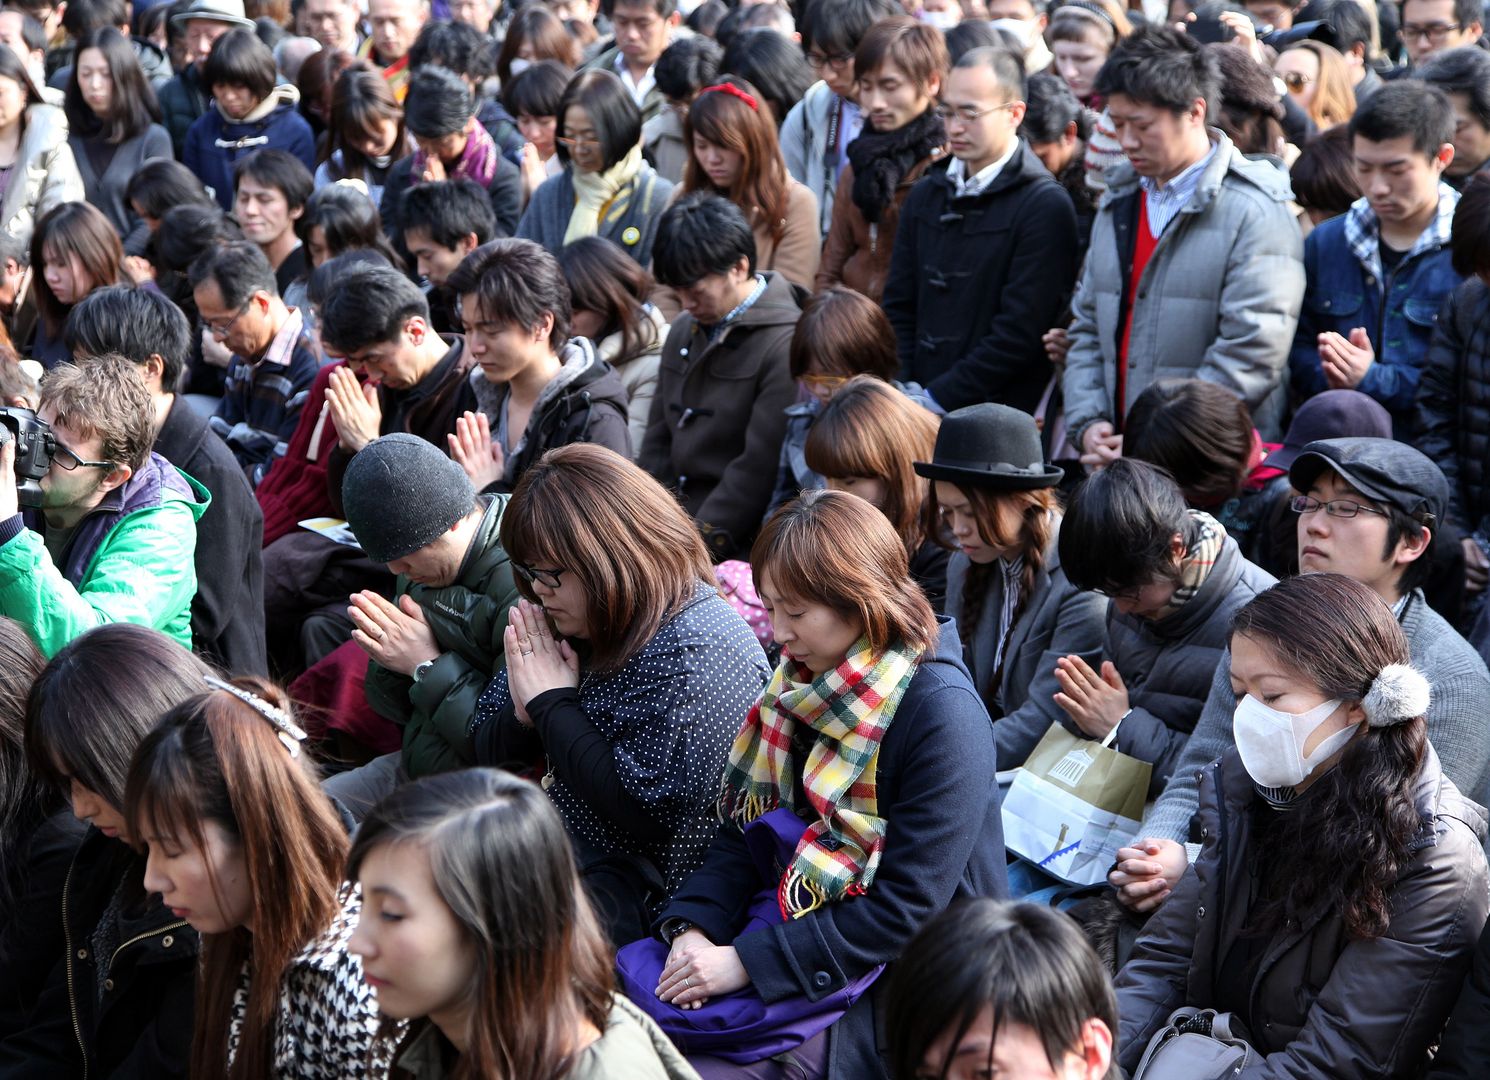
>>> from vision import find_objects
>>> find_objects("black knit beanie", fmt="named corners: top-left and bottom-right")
top-left (341, 433), bottom-right (476, 564)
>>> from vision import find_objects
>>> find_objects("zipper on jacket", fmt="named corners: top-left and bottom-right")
top-left (108, 920), bottom-right (189, 972)
top-left (61, 856), bottom-right (89, 1080)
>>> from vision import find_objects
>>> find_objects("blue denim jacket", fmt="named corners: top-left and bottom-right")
top-left (1289, 188), bottom-right (1462, 436)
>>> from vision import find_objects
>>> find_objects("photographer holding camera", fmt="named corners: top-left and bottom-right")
top-left (0, 354), bottom-right (206, 658)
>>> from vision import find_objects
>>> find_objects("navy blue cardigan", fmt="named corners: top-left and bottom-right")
top-left (659, 617), bottom-right (1008, 1079)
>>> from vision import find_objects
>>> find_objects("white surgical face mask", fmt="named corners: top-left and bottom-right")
top-left (1233, 694), bottom-right (1356, 790)
top-left (920, 9), bottom-right (960, 30)
top-left (507, 58), bottom-right (532, 77)
top-left (990, 16), bottom-right (1036, 46)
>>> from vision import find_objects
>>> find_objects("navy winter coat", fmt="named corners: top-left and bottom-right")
top-left (183, 86), bottom-right (317, 210)
top-left (659, 617), bottom-right (1009, 1080)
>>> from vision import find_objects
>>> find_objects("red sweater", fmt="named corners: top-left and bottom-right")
top-left (1117, 197), bottom-right (1159, 431)
top-left (256, 360), bottom-right (344, 546)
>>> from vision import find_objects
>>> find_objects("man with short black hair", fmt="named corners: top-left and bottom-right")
top-left (1417, 46), bottom-right (1490, 188)
top-left (261, 263), bottom-right (473, 671)
top-left (1289, 80), bottom-right (1461, 436)
top-left (1321, 0), bottom-right (1386, 101)
top-left (1062, 25), bottom-right (1304, 460)
top-left (986, 0), bottom-right (1052, 74)
top-left (584, 0), bottom-right (680, 121)
top-left (46, 0), bottom-right (170, 88)
top-left (445, 237), bottom-right (631, 491)
top-left (640, 193), bottom-right (802, 559)
top-left (1117, 438), bottom-right (1490, 908)
top-left (1399, 0), bottom-right (1482, 68)
top-left (1056, 458), bottom-right (1275, 795)
top-left (0, 355), bottom-right (207, 657)
top-left (190, 241), bottom-right (320, 484)
top-left (883, 46), bottom-right (1078, 415)
top-left (63, 285), bottom-right (268, 674)
top-left (234, 149), bottom-right (315, 300)
top-left (401, 177), bottom-right (497, 331)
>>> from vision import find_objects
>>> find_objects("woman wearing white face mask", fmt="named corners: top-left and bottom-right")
top-left (1114, 572), bottom-right (1490, 1079)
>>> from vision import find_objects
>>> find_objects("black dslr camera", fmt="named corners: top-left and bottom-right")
top-left (0, 406), bottom-right (55, 507)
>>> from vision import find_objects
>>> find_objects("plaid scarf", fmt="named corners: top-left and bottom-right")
top-left (719, 637), bottom-right (921, 918)
top-left (1149, 510), bottom-right (1225, 622)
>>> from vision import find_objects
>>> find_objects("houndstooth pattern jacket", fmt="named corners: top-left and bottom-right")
top-left (225, 885), bottom-right (398, 1078)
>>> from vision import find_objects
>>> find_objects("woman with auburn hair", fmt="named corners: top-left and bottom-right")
top-left (1275, 40), bottom-right (1356, 132)
top-left (768, 286), bottom-right (922, 515)
top-left (28, 200), bottom-right (122, 368)
top-left (635, 488), bottom-right (1006, 1080)
top-left (804, 375), bottom-right (949, 609)
top-left (315, 62), bottom-right (408, 208)
top-left (349, 769), bottom-right (699, 1079)
top-left (471, 443), bottom-right (770, 942)
top-left (556, 236), bottom-right (668, 456)
top-left (497, 6), bottom-right (582, 85)
top-left (18, 625), bottom-right (210, 1078)
top-left (123, 676), bottom-right (389, 1079)
top-left (680, 76), bottom-right (820, 290)
top-left (816, 16), bottom-right (947, 303)
top-left (915, 403), bottom-right (1106, 768)
top-left (1117, 573), bottom-right (1488, 1078)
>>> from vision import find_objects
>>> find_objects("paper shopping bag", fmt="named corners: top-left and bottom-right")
top-left (1001, 721), bottom-right (1151, 886)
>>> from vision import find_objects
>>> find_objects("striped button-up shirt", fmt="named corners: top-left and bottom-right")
top-left (1138, 139), bottom-right (1219, 240)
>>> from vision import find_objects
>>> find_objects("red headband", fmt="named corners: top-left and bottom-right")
top-left (700, 82), bottom-right (759, 111)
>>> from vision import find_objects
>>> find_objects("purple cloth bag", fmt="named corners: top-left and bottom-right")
top-left (615, 808), bottom-right (884, 1065)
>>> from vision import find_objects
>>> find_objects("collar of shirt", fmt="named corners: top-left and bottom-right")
top-left (252, 306), bottom-right (304, 370)
top-left (1138, 138), bottom-right (1219, 239)
top-left (947, 140), bottom-right (1019, 199)
top-left (1343, 181), bottom-right (1460, 285)
top-left (704, 274), bottom-right (767, 344)
top-left (613, 52), bottom-right (656, 108)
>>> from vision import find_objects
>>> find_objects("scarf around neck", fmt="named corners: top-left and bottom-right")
top-left (718, 636), bottom-right (921, 918)
top-left (1150, 510), bottom-right (1226, 622)
top-left (410, 120), bottom-right (499, 191)
top-left (564, 142), bottom-right (644, 245)
top-left (847, 107), bottom-right (946, 224)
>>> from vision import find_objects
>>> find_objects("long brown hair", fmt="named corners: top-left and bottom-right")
top-left (500, 443), bottom-right (714, 673)
top-left (803, 376), bottom-right (939, 556)
top-left (31, 201), bottom-right (123, 337)
top-left (123, 677), bottom-right (349, 1080)
top-left (1230, 573), bottom-right (1427, 940)
top-left (683, 75), bottom-right (792, 247)
top-left (752, 489), bottom-right (939, 655)
top-left (554, 236), bottom-right (659, 366)
top-left (349, 770), bottom-right (613, 1080)
top-left (927, 482), bottom-right (1057, 685)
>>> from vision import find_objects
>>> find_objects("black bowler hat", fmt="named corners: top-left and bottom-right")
top-left (913, 403), bottom-right (1063, 490)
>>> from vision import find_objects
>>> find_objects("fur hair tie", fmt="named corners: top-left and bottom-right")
top-left (1361, 663), bottom-right (1431, 728)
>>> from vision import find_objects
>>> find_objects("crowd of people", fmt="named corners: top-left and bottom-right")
top-left (4, 0), bottom-right (1490, 1075)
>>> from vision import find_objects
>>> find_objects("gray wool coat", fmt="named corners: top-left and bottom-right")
top-left (945, 536), bottom-right (1108, 768)
top-left (1062, 129), bottom-right (1304, 443)
top-left (1142, 588), bottom-right (1490, 848)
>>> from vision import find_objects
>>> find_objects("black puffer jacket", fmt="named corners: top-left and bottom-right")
top-left (1414, 278), bottom-right (1490, 538)
top-left (1118, 744), bottom-right (1489, 1079)
top-left (466, 336), bottom-right (632, 491)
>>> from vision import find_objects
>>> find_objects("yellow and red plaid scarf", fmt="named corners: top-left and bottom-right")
top-left (718, 637), bottom-right (920, 918)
